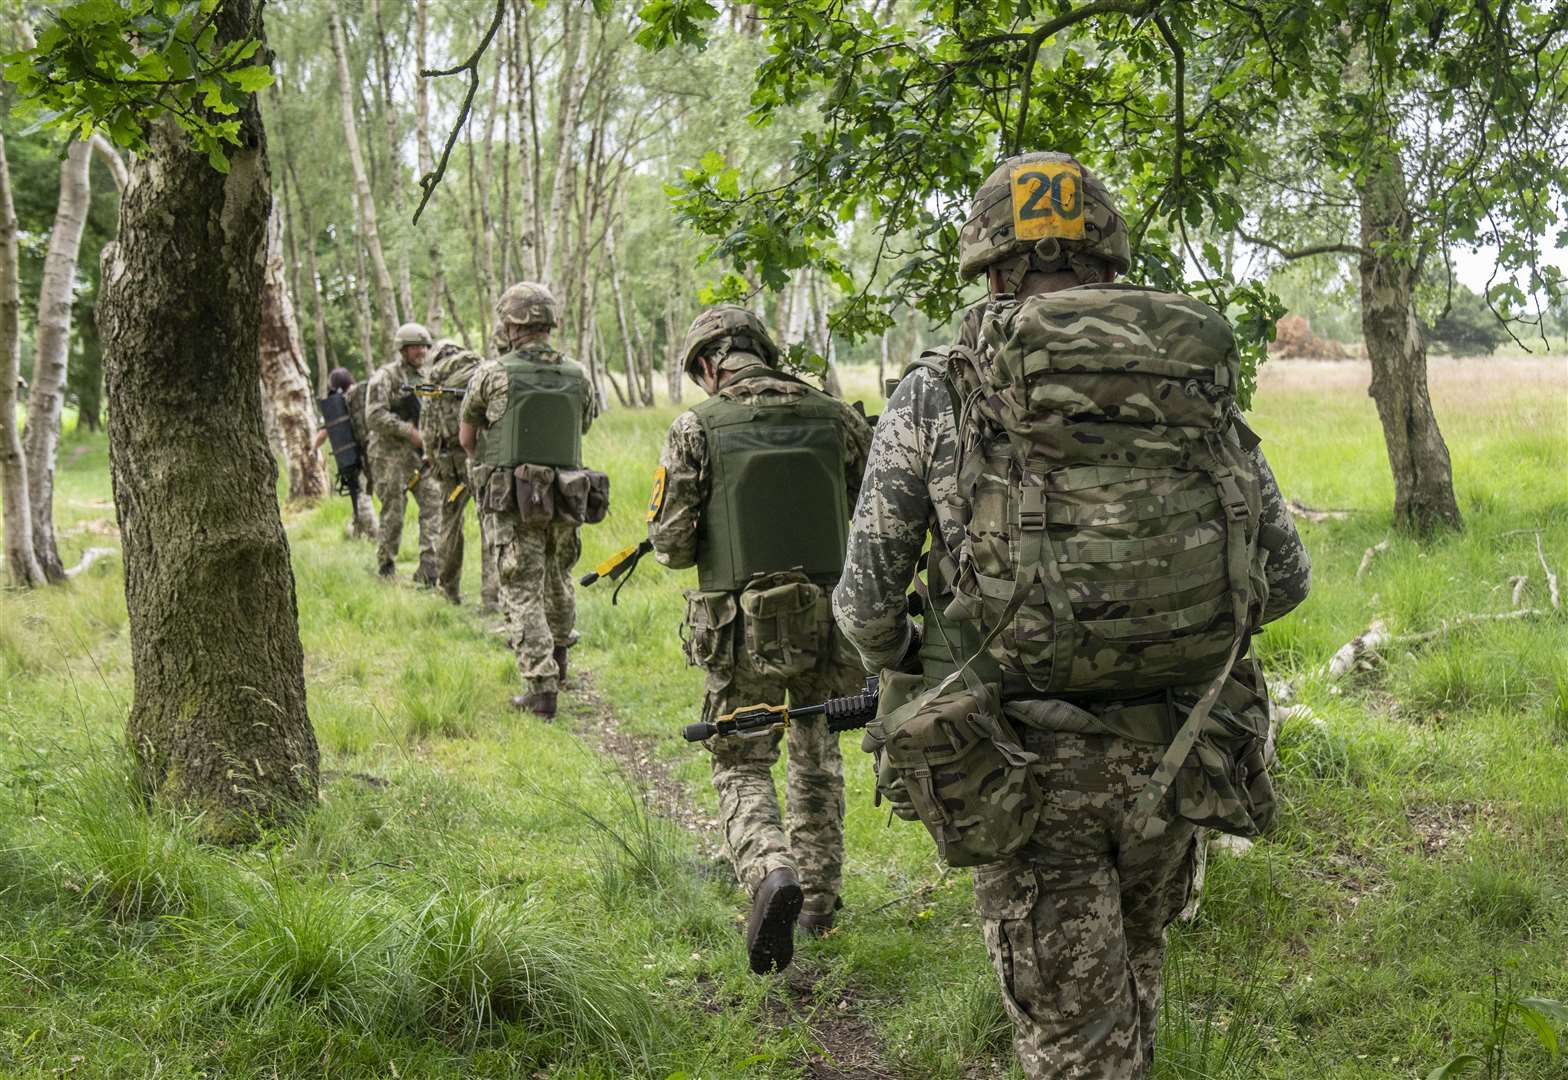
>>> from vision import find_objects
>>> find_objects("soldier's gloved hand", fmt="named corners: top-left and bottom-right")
top-left (876, 757), bottom-right (920, 822)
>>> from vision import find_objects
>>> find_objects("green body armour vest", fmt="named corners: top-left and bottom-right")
top-left (478, 350), bottom-right (587, 470)
top-left (693, 376), bottom-right (850, 593)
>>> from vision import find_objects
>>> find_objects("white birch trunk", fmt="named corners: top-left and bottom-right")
top-left (329, 3), bottom-right (399, 350)
top-left (259, 205), bottom-right (329, 501)
top-left (0, 133), bottom-right (44, 586)
top-left (24, 138), bottom-right (93, 583)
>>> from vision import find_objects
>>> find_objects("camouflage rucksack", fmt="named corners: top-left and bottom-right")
top-left (420, 344), bottom-right (483, 480)
top-left (937, 284), bottom-right (1269, 836)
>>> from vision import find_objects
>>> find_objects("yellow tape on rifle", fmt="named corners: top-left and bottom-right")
top-left (592, 543), bottom-right (641, 578)
top-left (446, 482), bottom-right (466, 504)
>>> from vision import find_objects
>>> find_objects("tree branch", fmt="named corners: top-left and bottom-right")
top-left (412, 0), bottom-right (505, 225)
top-left (1237, 228), bottom-right (1371, 261)
top-left (964, 0), bottom-right (1155, 52)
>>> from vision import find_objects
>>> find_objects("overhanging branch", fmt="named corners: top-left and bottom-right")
top-left (1238, 228), bottom-right (1371, 261)
top-left (412, 0), bottom-right (505, 224)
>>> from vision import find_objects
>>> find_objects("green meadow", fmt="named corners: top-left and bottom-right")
top-left (1, 356), bottom-right (1565, 1078)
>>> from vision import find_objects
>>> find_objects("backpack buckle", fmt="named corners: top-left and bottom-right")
top-left (1015, 485), bottom-right (1047, 531)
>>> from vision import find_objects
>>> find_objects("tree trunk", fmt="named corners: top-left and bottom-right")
top-left (284, 159), bottom-right (331, 392)
top-left (370, 0), bottom-right (415, 322)
top-left (97, 1), bottom-right (318, 836)
top-left (664, 289), bottom-right (683, 404)
top-left (1357, 154), bottom-right (1462, 534)
top-left (878, 330), bottom-right (889, 396)
top-left (329, 2), bottom-right (399, 350)
top-left (24, 138), bottom-right (93, 583)
top-left (540, 10), bottom-right (588, 284)
top-left (346, 184), bottom-right (375, 373)
top-left (606, 224), bottom-right (643, 405)
top-left (259, 204), bottom-right (329, 502)
top-left (0, 132), bottom-right (45, 587)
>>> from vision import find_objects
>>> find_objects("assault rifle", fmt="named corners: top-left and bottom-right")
top-left (579, 538), bottom-right (652, 604)
top-left (682, 676), bottom-right (880, 742)
top-left (400, 381), bottom-right (465, 399)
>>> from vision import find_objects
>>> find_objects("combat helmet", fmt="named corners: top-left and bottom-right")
top-left (394, 322), bottom-right (433, 348)
top-left (957, 151), bottom-right (1130, 283)
top-left (496, 281), bottom-right (559, 329)
top-left (680, 305), bottom-right (780, 377)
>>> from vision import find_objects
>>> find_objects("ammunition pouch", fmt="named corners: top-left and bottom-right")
top-left (552, 468), bottom-right (611, 526)
top-left (513, 464), bottom-right (557, 524)
top-left (862, 676), bottom-right (1041, 867)
top-left (682, 589), bottom-right (739, 672)
top-left (737, 571), bottom-right (829, 680)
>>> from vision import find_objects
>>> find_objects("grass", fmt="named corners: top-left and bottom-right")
top-left (1, 355), bottom-right (1566, 1077)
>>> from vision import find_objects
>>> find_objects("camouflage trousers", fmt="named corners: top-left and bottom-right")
top-left (350, 491), bottom-right (378, 540)
top-left (433, 470), bottom-right (498, 608)
top-left (489, 512), bottom-right (579, 695)
top-left (971, 730), bottom-right (1198, 1080)
top-left (702, 654), bottom-right (859, 918)
top-left (371, 447), bottom-right (441, 581)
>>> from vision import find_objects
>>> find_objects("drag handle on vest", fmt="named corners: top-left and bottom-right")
top-left (682, 677), bottom-right (881, 742)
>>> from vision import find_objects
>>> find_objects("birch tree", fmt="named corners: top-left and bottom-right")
top-left (0, 132), bottom-right (44, 587)
top-left (259, 204), bottom-right (329, 502)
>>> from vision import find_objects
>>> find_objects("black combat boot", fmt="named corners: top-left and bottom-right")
top-left (746, 867), bottom-right (803, 974)
top-left (510, 690), bottom-right (557, 720)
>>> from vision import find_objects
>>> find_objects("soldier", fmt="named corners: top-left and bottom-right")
top-left (648, 306), bottom-right (873, 975)
top-left (459, 283), bottom-right (596, 718)
top-left (313, 366), bottom-right (378, 539)
top-left (366, 323), bottom-right (442, 582)
top-left (419, 341), bottom-right (497, 608)
top-left (833, 153), bottom-right (1312, 1079)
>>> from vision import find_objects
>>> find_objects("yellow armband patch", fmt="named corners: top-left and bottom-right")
top-left (1010, 161), bottom-right (1086, 242)
top-left (646, 466), bottom-right (667, 522)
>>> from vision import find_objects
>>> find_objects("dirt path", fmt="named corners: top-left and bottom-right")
top-left (568, 667), bottom-right (906, 1080)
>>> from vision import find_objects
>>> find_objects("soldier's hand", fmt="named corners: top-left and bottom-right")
top-left (409, 427), bottom-right (424, 450)
top-left (877, 758), bottom-right (920, 822)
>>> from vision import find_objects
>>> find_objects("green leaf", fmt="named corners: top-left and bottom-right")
top-left (1426, 1054), bottom-right (1485, 1080)
top-left (222, 64), bottom-right (272, 93)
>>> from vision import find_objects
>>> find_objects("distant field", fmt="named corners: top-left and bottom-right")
top-left (0, 353), bottom-right (1564, 1078)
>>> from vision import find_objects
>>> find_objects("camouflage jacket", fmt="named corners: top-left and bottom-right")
top-left (345, 381), bottom-right (371, 449)
top-left (648, 356), bottom-right (874, 577)
top-left (365, 353), bottom-right (424, 448)
top-left (830, 362), bottom-right (1312, 673)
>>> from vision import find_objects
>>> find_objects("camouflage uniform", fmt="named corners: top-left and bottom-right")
top-left (461, 341), bottom-right (596, 696)
top-left (366, 352), bottom-right (442, 579)
top-left (420, 345), bottom-right (497, 607)
top-left (833, 347), bottom-right (1310, 1078)
top-left (650, 355), bottom-right (873, 920)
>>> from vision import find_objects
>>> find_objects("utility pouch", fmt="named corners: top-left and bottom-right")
top-left (552, 468), bottom-right (611, 526)
top-left (513, 464), bottom-right (556, 524)
top-left (738, 572), bottom-right (824, 680)
top-left (862, 678), bottom-right (1041, 867)
top-left (479, 465), bottom-right (515, 514)
top-left (1170, 664), bottom-right (1277, 837)
top-left (682, 589), bottom-right (739, 671)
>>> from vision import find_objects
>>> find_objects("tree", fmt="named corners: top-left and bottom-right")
top-left (259, 202), bottom-right (329, 502)
top-left (0, 131), bottom-right (45, 587)
top-left (22, 139), bottom-right (92, 582)
top-left (11, 0), bottom-right (318, 835)
top-left (638, 0), bottom-right (1567, 532)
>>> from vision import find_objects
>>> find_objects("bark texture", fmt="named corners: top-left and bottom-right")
top-left (1357, 156), bottom-right (1462, 534)
top-left (97, 8), bottom-right (318, 835)
top-left (0, 132), bottom-right (45, 587)
top-left (24, 138), bottom-right (93, 583)
top-left (259, 204), bottom-right (329, 501)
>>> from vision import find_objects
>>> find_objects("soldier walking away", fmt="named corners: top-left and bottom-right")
top-left (314, 366), bottom-right (378, 539)
top-left (419, 341), bottom-right (498, 608)
top-left (833, 153), bottom-right (1312, 1080)
top-left (459, 283), bottom-right (597, 719)
top-left (366, 322), bottom-right (443, 581)
top-left (648, 306), bottom-right (873, 975)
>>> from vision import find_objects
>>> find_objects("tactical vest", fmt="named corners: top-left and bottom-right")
top-left (477, 349), bottom-right (588, 470)
top-left (319, 390), bottom-right (360, 472)
top-left (693, 372), bottom-right (850, 593)
top-left (421, 349), bottom-right (482, 469)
